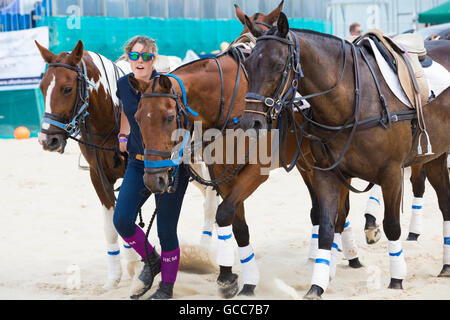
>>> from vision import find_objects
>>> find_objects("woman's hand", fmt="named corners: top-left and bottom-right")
top-left (118, 133), bottom-right (129, 154)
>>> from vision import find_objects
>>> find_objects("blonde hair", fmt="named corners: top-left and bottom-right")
top-left (124, 36), bottom-right (158, 55)
top-left (117, 36), bottom-right (158, 63)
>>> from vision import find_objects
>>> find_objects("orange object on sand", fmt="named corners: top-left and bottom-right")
top-left (14, 126), bottom-right (30, 139)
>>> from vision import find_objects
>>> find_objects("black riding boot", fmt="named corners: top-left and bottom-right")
top-left (130, 249), bottom-right (161, 300)
top-left (148, 281), bottom-right (174, 300)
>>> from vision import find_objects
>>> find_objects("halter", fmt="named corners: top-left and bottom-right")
top-left (245, 31), bottom-right (304, 122)
top-left (140, 74), bottom-right (198, 181)
top-left (41, 59), bottom-right (96, 137)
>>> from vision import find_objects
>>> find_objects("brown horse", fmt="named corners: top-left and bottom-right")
top-left (35, 40), bottom-right (139, 288)
top-left (241, 12), bottom-right (450, 299)
top-left (128, 2), bottom-right (365, 298)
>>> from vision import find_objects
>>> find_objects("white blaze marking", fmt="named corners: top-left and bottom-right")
top-left (42, 74), bottom-right (56, 130)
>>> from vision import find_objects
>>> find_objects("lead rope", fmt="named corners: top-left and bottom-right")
top-left (144, 193), bottom-right (165, 264)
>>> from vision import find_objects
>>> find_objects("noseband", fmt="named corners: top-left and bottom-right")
top-left (245, 31), bottom-right (304, 121)
top-left (41, 59), bottom-right (96, 137)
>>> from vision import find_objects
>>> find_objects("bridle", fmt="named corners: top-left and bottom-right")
top-left (140, 74), bottom-right (198, 188)
top-left (245, 30), bottom-right (304, 122)
top-left (41, 59), bottom-right (96, 137)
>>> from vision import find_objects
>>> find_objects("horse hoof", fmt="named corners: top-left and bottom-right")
top-left (348, 257), bottom-right (364, 268)
top-left (103, 278), bottom-right (120, 289)
top-left (365, 226), bottom-right (381, 245)
top-left (438, 264), bottom-right (450, 277)
top-left (238, 284), bottom-right (256, 296)
top-left (217, 273), bottom-right (239, 299)
top-left (303, 285), bottom-right (323, 300)
top-left (388, 278), bottom-right (403, 289)
top-left (406, 232), bottom-right (420, 241)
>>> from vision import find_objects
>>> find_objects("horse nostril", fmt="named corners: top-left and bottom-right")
top-left (253, 119), bottom-right (263, 131)
top-left (158, 176), bottom-right (166, 189)
top-left (48, 137), bottom-right (60, 148)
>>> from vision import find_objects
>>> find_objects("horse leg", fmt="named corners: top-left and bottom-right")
top-left (215, 165), bottom-right (269, 299)
top-left (89, 169), bottom-right (125, 288)
top-left (335, 182), bottom-right (363, 269)
top-left (363, 184), bottom-right (383, 244)
top-left (296, 167), bottom-right (320, 261)
top-left (232, 203), bottom-right (259, 296)
top-left (304, 170), bottom-right (341, 299)
top-left (423, 153), bottom-right (450, 277)
top-left (406, 164), bottom-right (426, 241)
top-left (381, 167), bottom-right (407, 289)
top-left (190, 163), bottom-right (219, 247)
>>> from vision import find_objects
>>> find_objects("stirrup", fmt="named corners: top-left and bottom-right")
top-left (417, 130), bottom-right (433, 156)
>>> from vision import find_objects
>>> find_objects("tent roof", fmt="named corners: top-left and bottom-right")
top-left (418, 1), bottom-right (450, 24)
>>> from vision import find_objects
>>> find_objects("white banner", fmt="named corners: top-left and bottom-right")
top-left (0, 26), bottom-right (48, 91)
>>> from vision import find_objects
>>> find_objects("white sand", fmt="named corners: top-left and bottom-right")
top-left (0, 138), bottom-right (449, 300)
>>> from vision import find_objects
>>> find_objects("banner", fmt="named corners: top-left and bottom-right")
top-left (0, 26), bottom-right (48, 90)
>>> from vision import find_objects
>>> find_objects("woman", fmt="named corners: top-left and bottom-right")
top-left (114, 36), bottom-right (190, 300)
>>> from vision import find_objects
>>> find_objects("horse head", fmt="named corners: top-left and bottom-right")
top-left (130, 74), bottom-right (183, 194)
top-left (36, 40), bottom-right (92, 153)
top-left (235, 0), bottom-right (284, 35)
top-left (241, 12), bottom-right (292, 131)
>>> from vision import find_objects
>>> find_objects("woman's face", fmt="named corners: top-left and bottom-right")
top-left (128, 42), bottom-right (155, 80)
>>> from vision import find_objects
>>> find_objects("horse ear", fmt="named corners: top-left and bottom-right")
top-left (128, 74), bottom-right (150, 93)
top-left (234, 4), bottom-right (246, 25)
top-left (277, 12), bottom-right (289, 38)
top-left (244, 15), bottom-right (264, 38)
top-left (266, 0), bottom-right (284, 25)
top-left (159, 75), bottom-right (172, 92)
top-left (35, 40), bottom-right (55, 63)
top-left (70, 40), bottom-right (84, 65)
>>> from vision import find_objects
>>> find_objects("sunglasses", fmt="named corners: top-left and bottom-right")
top-left (128, 52), bottom-right (155, 62)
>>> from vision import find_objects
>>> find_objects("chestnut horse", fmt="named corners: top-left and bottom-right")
top-left (128, 2), bottom-right (366, 298)
top-left (34, 40), bottom-right (219, 289)
top-left (241, 12), bottom-right (449, 299)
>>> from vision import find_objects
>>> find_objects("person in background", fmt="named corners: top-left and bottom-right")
top-left (349, 22), bottom-right (362, 36)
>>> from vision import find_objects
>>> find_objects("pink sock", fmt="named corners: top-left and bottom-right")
top-left (123, 225), bottom-right (154, 259)
top-left (161, 247), bottom-right (180, 283)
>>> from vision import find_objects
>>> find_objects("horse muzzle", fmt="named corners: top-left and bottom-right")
top-left (40, 133), bottom-right (67, 154)
top-left (239, 113), bottom-right (268, 132)
top-left (143, 169), bottom-right (169, 194)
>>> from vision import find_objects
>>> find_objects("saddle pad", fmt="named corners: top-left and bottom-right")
top-left (422, 60), bottom-right (450, 98)
top-left (367, 38), bottom-right (415, 107)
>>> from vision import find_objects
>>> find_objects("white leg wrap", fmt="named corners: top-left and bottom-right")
top-left (216, 226), bottom-right (235, 267)
top-left (365, 184), bottom-right (382, 220)
top-left (308, 225), bottom-right (319, 260)
top-left (444, 221), bottom-right (450, 265)
top-left (330, 234), bottom-right (340, 280)
top-left (409, 197), bottom-right (423, 235)
top-left (200, 187), bottom-right (218, 247)
top-left (311, 249), bottom-right (331, 291)
top-left (238, 245), bottom-right (260, 285)
top-left (341, 220), bottom-right (358, 260)
top-left (106, 242), bottom-right (122, 280)
top-left (103, 206), bottom-right (122, 286)
top-left (388, 240), bottom-right (407, 280)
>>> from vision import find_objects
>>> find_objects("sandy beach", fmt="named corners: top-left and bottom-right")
top-left (0, 137), bottom-right (449, 300)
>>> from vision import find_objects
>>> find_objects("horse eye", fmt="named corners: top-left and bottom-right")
top-left (167, 115), bottom-right (175, 122)
top-left (63, 87), bottom-right (73, 95)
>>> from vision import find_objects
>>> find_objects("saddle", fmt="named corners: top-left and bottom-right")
top-left (354, 29), bottom-right (433, 154)
top-left (358, 29), bottom-right (429, 109)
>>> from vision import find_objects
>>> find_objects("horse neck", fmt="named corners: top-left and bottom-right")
top-left (83, 52), bottom-right (119, 137)
top-left (296, 31), bottom-right (356, 125)
top-left (173, 54), bottom-right (246, 129)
